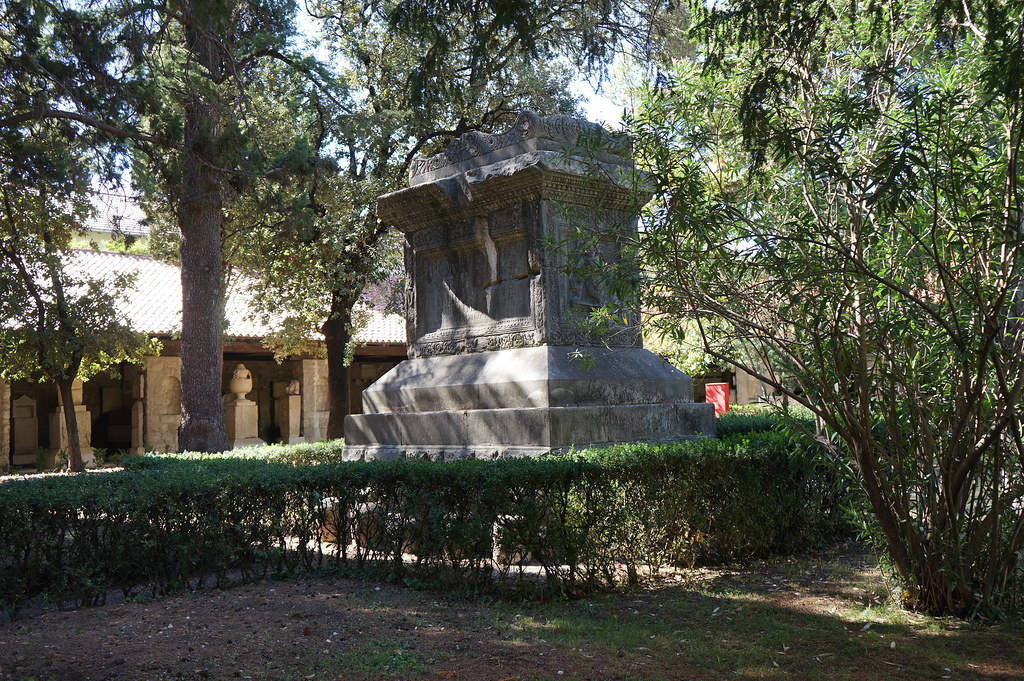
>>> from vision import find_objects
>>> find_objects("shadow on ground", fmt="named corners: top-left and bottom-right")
top-left (0, 547), bottom-right (1021, 681)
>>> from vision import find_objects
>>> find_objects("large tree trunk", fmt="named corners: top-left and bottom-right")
top-left (323, 293), bottom-right (353, 440)
top-left (177, 0), bottom-right (229, 452)
top-left (56, 378), bottom-right (83, 473)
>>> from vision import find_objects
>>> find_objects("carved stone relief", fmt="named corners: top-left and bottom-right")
top-left (409, 202), bottom-right (544, 357)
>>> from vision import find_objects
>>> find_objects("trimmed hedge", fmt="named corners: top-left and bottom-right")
top-left (0, 432), bottom-right (851, 614)
top-left (130, 439), bottom-right (347, 467)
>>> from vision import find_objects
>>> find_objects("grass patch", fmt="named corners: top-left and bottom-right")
top-left (478, 547), bottom-right (1021, 680)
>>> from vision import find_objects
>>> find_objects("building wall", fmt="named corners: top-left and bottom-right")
top-left (734, 367), bottom-right (778, 405)
top-left (221, 358), bottom-right (296, 442)
top-left (349, 359), bottom-right (403, 414)
top-left (9, 382), bottom-right (59, 456)
top-left (81, 370), bottom-right (134, 451)
top-left (4, 348), bottom-right (404, 462)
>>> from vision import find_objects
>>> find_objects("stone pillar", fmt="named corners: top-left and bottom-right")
top-left (275, 379), bottom-right (304, 444)
top-left (300, 359), bottom-right (329, 442)
top-left (143, 356), bottom-right (181, 453)
top-left (0, 379), bottom-right (9, 467)
top-left (344, 112), bottom-right (714, 461)
top-left (49, 379), bottom-right (95, 467)
top-left (224, 363), bottom-right (264, 449)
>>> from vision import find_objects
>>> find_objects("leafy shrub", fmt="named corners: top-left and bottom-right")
top-left (127, 439), bottom-right (347, 468)
top-left (715, 405), bottom-right (815, 438)
top-left (715, 410), bottom-right (780, 437)
top-left (0, 433), bottom-right (852, 614)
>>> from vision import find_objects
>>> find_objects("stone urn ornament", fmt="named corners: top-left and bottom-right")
top-left (224, 363), bottom-right (263, 448)
top-left (229, 364), bottom-right (253, 400)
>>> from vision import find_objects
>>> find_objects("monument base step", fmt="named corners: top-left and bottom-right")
top-left (341, 444), bottom-right (552, 462)
top-left (342, 401), bottom-right (714, 461)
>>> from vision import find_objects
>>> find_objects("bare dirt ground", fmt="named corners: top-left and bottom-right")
top-left (1, 547), bottom-right (1021, 681)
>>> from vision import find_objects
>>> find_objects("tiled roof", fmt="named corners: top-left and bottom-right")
top-left (356, 306), bottom-right (409, 345)
top-left (85, 192), bottom-right (148, 237)
top-left (65, 249), bottom-right (406, 345)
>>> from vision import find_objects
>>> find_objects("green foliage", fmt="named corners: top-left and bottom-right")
top-left (625, 0), bottom-right (1024, 619)
top-left (644, 318), bottom-right (741, 376)
top-left (0, 64), bottom-right (158, 469)
top-left (0, 433), bottom-right (852, 614)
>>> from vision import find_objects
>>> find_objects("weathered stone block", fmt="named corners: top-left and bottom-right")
top-left (49, 380), bottom-right (95, 467)
top-left (275, 391), bottom-right (304, 444)
top-left (0, 379), bottom-right (9, 467)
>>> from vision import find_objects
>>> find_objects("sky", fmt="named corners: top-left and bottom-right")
top-left (573, 80), bottom-right (625, 128)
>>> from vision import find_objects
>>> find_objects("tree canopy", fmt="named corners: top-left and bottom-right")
top-left (624, 0), bottom-right (1024, 617)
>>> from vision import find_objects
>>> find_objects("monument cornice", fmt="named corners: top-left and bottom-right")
top-left (408, 111), bottom-right (631, 185)
top-left (379, 152), bottom-right (645, 233)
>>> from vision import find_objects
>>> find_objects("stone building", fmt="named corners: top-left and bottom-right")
top-left (1, 249), bottom-right (405, 466)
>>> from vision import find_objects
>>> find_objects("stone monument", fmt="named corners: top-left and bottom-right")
top-left (344, 112), bottom-right (714, 460)
top-left (49, 379), bottom-right (95, 467)
top-left (223, 363), bottom-right (264, 449)
top-left (129, 369), bottom-right (145, 455)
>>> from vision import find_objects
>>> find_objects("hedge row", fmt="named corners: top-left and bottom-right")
top-left (0, 430), bottom-right (851, 614)
top-left (131, 438), bottom-right (347, 467)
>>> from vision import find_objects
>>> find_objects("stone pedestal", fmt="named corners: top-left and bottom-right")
top-left (344, 112), bottom-right (713, 460)
top-left (300, 359), bottom-right (329, 442)
top-left (224, 363), bottom-right (264, 449)
top-left (11, 393), bottom-right (37, 467)
top-left (275, 380), bottom-right (304, 444)
top-left (49, 379), bottom-right (95, 467)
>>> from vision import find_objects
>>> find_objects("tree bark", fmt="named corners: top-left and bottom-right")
top-left (323, 293), bottom-right (353, 440)
top-left (176, 0), bottom-right (229, 452)
top-left (56, 378), bottom-right (83, 473)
